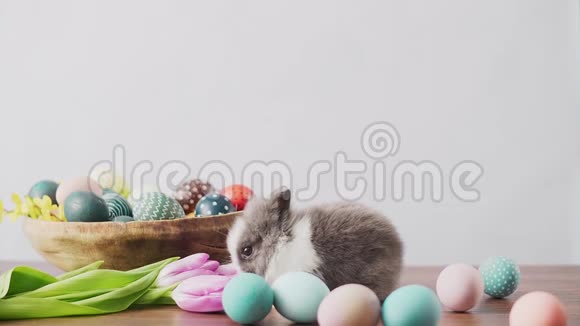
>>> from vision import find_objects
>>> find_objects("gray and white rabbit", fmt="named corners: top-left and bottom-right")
top-left (226, 188), bottom-right (403, 300)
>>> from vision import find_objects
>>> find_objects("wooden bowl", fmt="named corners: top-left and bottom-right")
top-left (22, 212), bottom-right (241, 271)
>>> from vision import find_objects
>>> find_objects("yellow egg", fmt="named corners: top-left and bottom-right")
top-left (317, 284), bottom-right (380, 326)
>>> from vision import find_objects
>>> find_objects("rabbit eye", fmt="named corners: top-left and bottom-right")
top-left (241, 246), bottom-right (253, 258)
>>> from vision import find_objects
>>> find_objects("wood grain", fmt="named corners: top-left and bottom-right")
top-left (21, 212), bottom-right (241, 271)
top-left (0, 263), bottom-right (578, 325)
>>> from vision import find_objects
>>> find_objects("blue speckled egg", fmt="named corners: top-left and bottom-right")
top-left (194, 193), bottom-right (236, 217)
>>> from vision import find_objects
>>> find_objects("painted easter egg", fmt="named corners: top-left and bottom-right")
top-left (479, 256), bottom-right (520, 298)
top-left (221, 184), bottom-right (253, 210)
top-left (317, 284), bottom-right (381, 326)
top-left (103, 192), bottom-right (132, 219)
top-left (28, 180), bottom-right (59, 204)
top-left (382, 285), bottom-right (441, 326)
top-left (194, 193), bottom-right (235, 217)
top-left (64, 191), bottom-right (109, 222)
top-left (509, 291), bottom-right (567, 326)
top-left (436, 263), bottom-right (484, 312)
top-left (272, 272), bottom-right (330, 323)
top-left (56, 176), bottom-right (102, 205)
top-left (113, 215), bottom-right (134, 222)
top-left (223, 273), bottom-right (274, 324)
top-left (132, 192), bottom-right (185, 221)
top-left (126, 185), bottom-right (160, 207)
top-left (174, 179), bottom-right (214, 214)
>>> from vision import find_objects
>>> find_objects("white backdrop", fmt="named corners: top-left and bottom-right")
top-left (0, 0), bottom-right (578, 265)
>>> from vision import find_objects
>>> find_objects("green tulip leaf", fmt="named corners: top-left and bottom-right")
top-left (0, 266), bottom-right (57, 299)
top-left (135, 284), bottom-right (177, 305)
top-left (56, 261), bottom-right (104, 281)
top-left (0, 257), bottom-right (179, 320)
top-left (0, 297), bottom-right (105, 319)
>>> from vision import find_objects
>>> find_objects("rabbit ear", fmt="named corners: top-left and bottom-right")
top-left (269, 187), bottom-right (291, 219)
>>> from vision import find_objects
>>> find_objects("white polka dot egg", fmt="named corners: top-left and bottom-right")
top-left (194, 193), bottom-right (236, 217)
top-left (479, 256), bottom-right (520, 298)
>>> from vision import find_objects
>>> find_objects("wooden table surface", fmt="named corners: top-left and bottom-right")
top-left (0, 262), bottom-right (578, 325)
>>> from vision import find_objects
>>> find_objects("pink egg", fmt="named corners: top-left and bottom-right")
top-left (56, 176), bottom-right (102, 205)
top-left (510, 291), bottom-right (567, 326)
top-left (436, 263), bottom-right (484, 312)
top-left (317, 284), bottom-right (380, 326)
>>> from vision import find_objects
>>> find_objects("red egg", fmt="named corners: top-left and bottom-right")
top-left (221, 185), bottom-right (253, 210)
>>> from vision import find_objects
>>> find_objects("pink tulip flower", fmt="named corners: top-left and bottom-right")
top-left (157, 253), bottom-right (238, 288)
top-left (157, 253), bottom-right (218, 287)
top-left (158, 268), bottom-right (217, 288)
top-left (216, 263), bottom-right (238, 276)
top-left (172, 274), bottom-right (232, 312)
top-left (159, 253), bottom-right (209, 279)
top-left (200, 260), bottom-right (220, 272)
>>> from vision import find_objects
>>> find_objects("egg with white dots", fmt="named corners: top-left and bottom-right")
top-left (194, 193), bottom-right (236, 217)
top-left (479, 256), bottom-right (520, 298)
top-left (173, 179), bottom-right (213, 214)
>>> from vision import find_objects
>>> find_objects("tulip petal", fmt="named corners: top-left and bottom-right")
top-left (173, 291), bottom-right (224, 312)
top-left (200, 260), bottom-right (220, 272)
top-left (156, 269), bottom-right (217, 288)
top-left (176, 274), bottom-right (231, 296)
top-left (158, 253), bottom-right (209, 279)
top-left (173, 274), bottom-right (232, 312)
top-left (216, 263), bottom-right (238, 276)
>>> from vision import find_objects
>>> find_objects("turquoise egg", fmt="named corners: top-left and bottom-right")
top-left (382, 285), bottom-right (441, 326)
top-left (64, 191), bottom-right (110, 222)
top-left (479, 256), bottom-right (520, 298)
top-left (103, 192), bottom-right (133, 219)
top-left (272, 272), bottom-right (330, 323)
top-left (223, 273), bottom-right (273, 324)
top-left (28, 180), bottom-right (59, 204)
